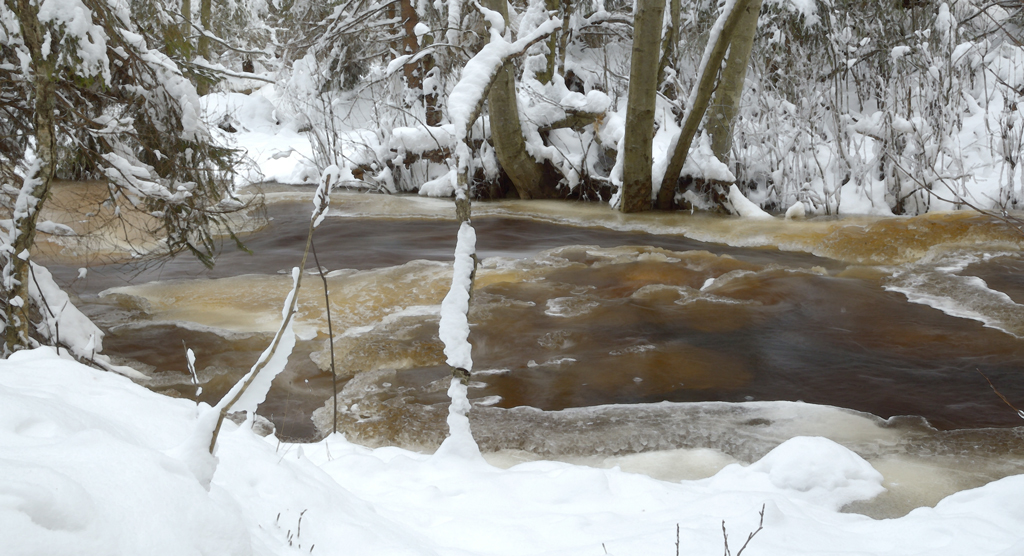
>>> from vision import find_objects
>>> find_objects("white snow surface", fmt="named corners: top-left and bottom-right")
top-left (728, 184), bottom-right (774, 219)
top-left (438, 221), bottom-right (476, 371)
top-left (202, 90), bottom-right (320, 185)
top-left (3, 347), bottom-right (1024, 556)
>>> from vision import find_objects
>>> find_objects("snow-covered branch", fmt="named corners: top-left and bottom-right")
top-left (447, 12), bottom-right (561, 141)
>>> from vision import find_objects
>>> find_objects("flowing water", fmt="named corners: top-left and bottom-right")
top-left (34, 184), bottom-right (1024, 519)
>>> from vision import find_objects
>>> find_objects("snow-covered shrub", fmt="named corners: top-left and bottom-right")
top-left (726, 0), bottom-right (1024, 215)
top-left (242, 0), bottom-right (1024, 214)
top-left (269, 0), bottom-right (483, 192)
top-left (0, 0), bottom-right (254, 355)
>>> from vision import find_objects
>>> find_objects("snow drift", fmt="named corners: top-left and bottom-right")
top-left (2, 347), bottom-right (1023, 555)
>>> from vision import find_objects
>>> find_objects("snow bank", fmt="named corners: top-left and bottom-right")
top-left (704, 436), bottom-right (884, 510)
top-left (728, 184), bottom-right (774, 219)
top-left (0, 348), bottom-right (250, 556)
top-left (3, 347), bottom-right (1024, 555)
top-left (203, 90), bottom-right (320, 185)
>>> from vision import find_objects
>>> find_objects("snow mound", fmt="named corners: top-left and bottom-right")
top-left (706, 436), bottom-right (885, 510)
top-left (785, 202), bottom-right (806, 219)
top-left (0, 348), bottom-right (430, 556)
top-left (728, 184), bottom-right (774, 219)
top-left (0, 348), bottom-right (251, 556)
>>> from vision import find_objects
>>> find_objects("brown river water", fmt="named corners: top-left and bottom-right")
top-left (34, 185), bottom-right (1024, 518)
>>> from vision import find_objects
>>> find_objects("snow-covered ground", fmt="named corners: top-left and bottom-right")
top-left (3, 347), bottom-right (1024, 555)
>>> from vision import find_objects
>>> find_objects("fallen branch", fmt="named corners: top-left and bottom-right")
top-left (537, 109), bottom-right (605, 134)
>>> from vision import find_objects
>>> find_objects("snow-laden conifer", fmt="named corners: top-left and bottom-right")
top-left (0, 0), bottom-right (251, 356)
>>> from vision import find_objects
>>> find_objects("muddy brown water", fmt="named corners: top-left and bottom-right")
top-left (45, 198), bottom-right (1024, 430)
top-left (35, 189), bottom-right (1024, 518)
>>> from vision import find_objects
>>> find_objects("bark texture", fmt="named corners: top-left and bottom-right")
top-left (706, 0), bottom-right (762, 163)
top-left (657, 0), bottom-right (751, 209)
top-left (619, 0), bottom-right (667, 213)
top-left (401, 0), bottom-right (422, 91)
top-left (196, 0), bottom-right (212, 94)
top-left (658, 0), bottom-right (682, 98)
top-left (422, 34), bottom-right (442, 126)
top-left (536, 0), bottom-right (560, 84)
top-left (484, 0), bottom-right (555, 199)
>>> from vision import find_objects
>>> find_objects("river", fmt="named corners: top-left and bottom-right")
top-left (34, 184), bottom-right (1024, 519)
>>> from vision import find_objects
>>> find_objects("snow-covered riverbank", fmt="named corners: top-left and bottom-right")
top-left (3, 347), bottom-right (1023, 555)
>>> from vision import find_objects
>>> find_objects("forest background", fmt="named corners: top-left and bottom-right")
top-left (2, 0), bottom-right (1024, 356)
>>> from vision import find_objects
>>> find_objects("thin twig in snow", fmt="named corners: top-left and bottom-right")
top-left (722, 504), bottom-right (765, 556)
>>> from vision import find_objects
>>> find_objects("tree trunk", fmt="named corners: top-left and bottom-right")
top-left (182, 0), bottom-right (191, 45)
top-left (657, 0), bottom-right (750, 210)
top-left (658, 0), bottom-right (681, 98)
top-left (484, 0), bottom-right (553, 199)
top-left (196, 0), bottom-right (212, 94)
top-left (556, 0), bottom-right (571, 77)
top-left (401, 0), bottom-right (422, 91)
top-left (536, 0), bottom-right (560, 85)
top-left (4, 0), bottom-right (57, 354)
top-left (417, 7), bottom-right (441, 127)
top-left (166, 0), bottom-right (193, 60)
top-left (619, 0), bottom-right (666, 213)
top-left (422, 38), bottom-right (442, 126)
top-left (706, 0), bottom-right (761, 163)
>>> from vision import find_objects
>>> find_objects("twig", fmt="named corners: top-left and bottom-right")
top-left (722, 504), bottom-right (766, 556)
top-left (977, 369), bottom-right (1024, 420)
top-left (310, 237), bottom-right (338, 434)
top-left (735, 504), bottom-right (765, 556)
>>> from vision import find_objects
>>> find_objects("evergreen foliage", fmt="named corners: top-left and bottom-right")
top-left (0, 0), bottom-right (251, 354)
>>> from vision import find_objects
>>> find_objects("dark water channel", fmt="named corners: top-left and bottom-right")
top-left (46, 200), bottom-right (1024, 441)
